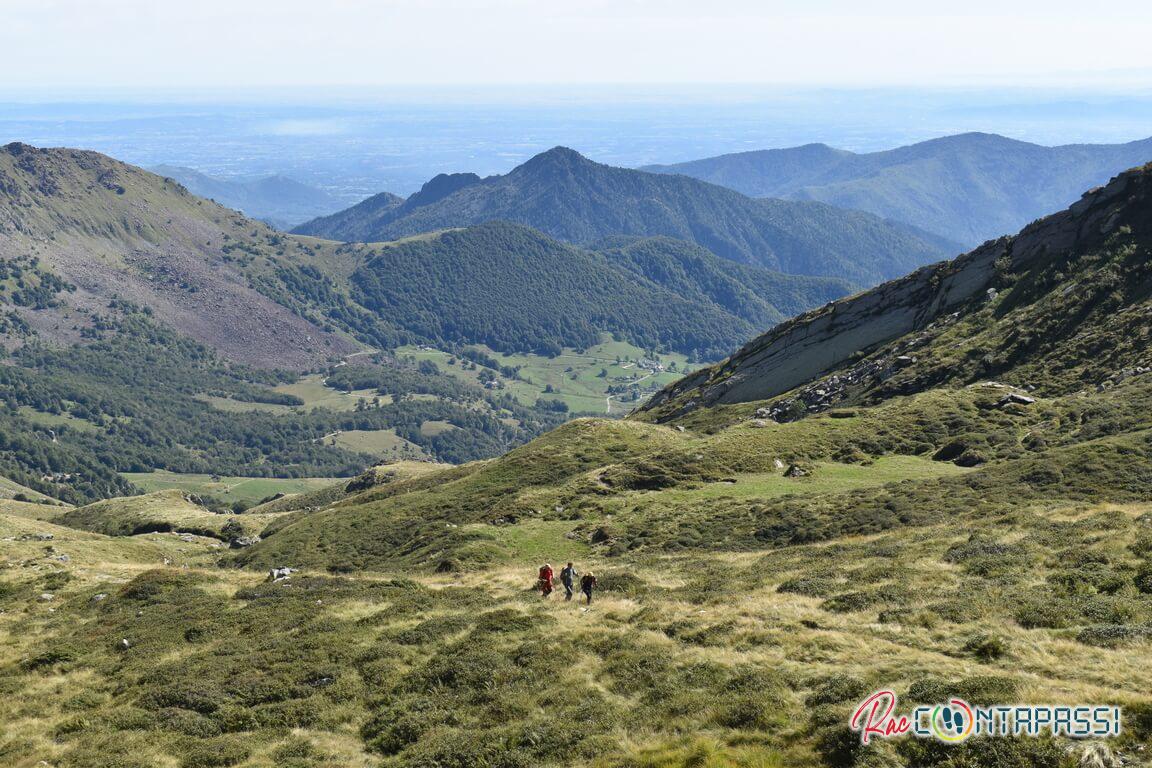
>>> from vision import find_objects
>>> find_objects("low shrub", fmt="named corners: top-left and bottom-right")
top-left (178, 737), bottom-right (250, 768)
top-left (805, 674), bottom-right (868, 706)
top-left (1076, 623), bottom-right (1152, 648)
top-left (392, 614), bottom-right (473, 645)
top-left (1014, 599), bottom-right (1075, 629)
top-left (906, 677), bottom-right (950, 703)
top-left (777, 576), bottom-right (837, 597)
top-left (963, 633), bottom-right (1009, 661)
top-left (954, 675), bottom-right (1018, 706)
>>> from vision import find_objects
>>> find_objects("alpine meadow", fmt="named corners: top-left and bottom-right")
top-left (3, 3), bottom-right (1152, 768)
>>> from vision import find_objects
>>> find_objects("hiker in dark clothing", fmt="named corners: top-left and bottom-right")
top-left (559, 562), bottom-right (578, 601)
top-left (538, 563), bottom-right (554, 597)
top-left (580, 572), bottom-right (596, 605)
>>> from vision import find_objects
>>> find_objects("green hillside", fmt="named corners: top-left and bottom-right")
top-left (644, 132), bottom-right (1152, 246)
top-left (4, 153), bottom-right (1152, 768)
top-left (595, 235), bottom-right (853, 327)
top-left (0, 145), bottom-right (860, 504)
top-left (641, 161), bottom-right (1152, 420)
top-left (294, 146), bottom-right (956, 284)
top-left (188, 166), bottom-right (1152, 765)
top-left (0, 145), bottom-right (582, 501)
top-left (349, 222), bottom-right (851, 359)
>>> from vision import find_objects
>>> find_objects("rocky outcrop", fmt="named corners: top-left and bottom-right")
top-left (639, 164), bottom-right (1152, 420)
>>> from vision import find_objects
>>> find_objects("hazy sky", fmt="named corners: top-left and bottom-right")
top-left (3, 0), bottom-right (1151, 92)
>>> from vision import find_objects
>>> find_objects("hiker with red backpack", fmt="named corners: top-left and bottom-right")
top-left (538, 563), bottom-right (554, 597)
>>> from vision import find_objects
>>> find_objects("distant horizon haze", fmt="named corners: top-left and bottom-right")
top-left (3, 85), bottom-right (1152, 201)
top-left (3, 0), bottom-right (1152, 89)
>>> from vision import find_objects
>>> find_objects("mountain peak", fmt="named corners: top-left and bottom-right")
top-left (405, 172), bottom-right (482, 209)
top-left (516, 146), bottom-right (595, 175)
top-left (914, 131), bottom-right (1032, 150)
top-left (2, 141), bottom-right (37, 156)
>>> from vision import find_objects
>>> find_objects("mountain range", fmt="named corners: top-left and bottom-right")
top-left (150, 164), bottom-right (346, 229)
top-left (247, 161), bottom-right (1152, 569)
top-left (348, 223), bottom-right (851, 359)
top-left (644, 132), bottom-right (1152, 246)
top-left (196, 162), bottom-right (1152, 767)
top-left (0, 142), bottom-right (852, 501)
top-left (294, 146), bottom-right (957, 285)
top-left (6, 144), bottom-right (850, 367)
top-left (4, 141), bottom-right (1152, 767)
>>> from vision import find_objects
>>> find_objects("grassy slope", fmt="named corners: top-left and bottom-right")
top-left (119, 474), bottom-right (346, 507)
top-left (237, 378), bottom-right (1152, 570)
top-left (0, 474), bottom-right (59, 503)
top-left (246, 461), bottom-right (451, 517)
top-left (3, 375), bottom-right (1151, 768)
top-left (399, 338), bottom-right (699, 415)
top-left (54, 491), bottom-right (284, 540)
top-left (0, 142), bottom-right (361, 370)
top-left (1, 489), bottom-right (1149, 767)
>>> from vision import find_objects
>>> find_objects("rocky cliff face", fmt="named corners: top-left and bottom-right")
top-left (640, 163), bottom-right (1152, 421)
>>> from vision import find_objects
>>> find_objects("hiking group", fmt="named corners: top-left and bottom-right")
top-left (538, 562), bottom-right (595, 604)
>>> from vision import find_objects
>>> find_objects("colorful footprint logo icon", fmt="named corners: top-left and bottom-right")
top-left (931, 699), bottom-right (974, 742)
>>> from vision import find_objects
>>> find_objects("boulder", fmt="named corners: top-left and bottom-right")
top-left (590, 526), bottom-right (616, 544)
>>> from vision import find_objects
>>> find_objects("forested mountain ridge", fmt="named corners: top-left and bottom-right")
top-left (294, 146), bottom-right (957, 284)
top-left (348, 222), bottom-right (853, 359)
top-left (643, 132), bottom-right (1152, 246)
top-left (288, 189), bottom-right (405, 242)
top-left (594, 235), bottom-right (854, 330)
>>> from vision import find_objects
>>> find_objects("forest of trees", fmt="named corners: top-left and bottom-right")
top-left (349, 222), bottom-right (768, 359)
top-left (0, 309), bottom-right (569, 504)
